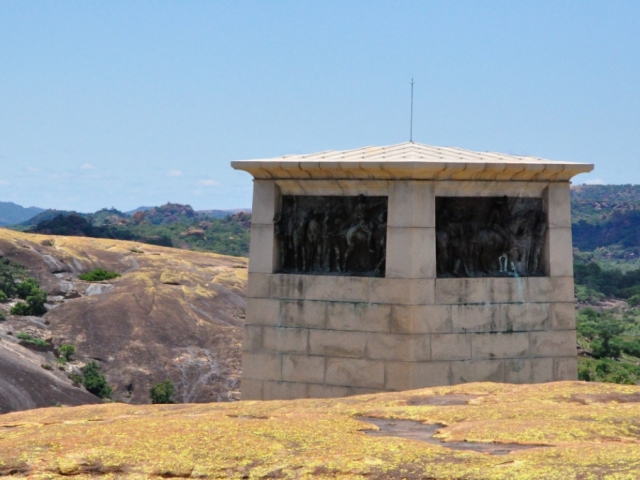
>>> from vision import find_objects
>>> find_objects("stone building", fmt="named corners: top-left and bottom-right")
top-left (232, 142), bottom-right (593, 400)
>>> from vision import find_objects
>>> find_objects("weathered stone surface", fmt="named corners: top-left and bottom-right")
top-left (431, 334), bottom-right (472, 361)
top-left (471, 332), bottom-right (530, 359)
top-left (369, 278), bottom-right (435, 305)
top-left (242, 353), bottom-right (282, 381)
top-left (388, 181), bottom-right (435, 228)
top-left (251, 180), bottom-right (280, 225)
top-left (326, 302), bottom-right (390, 332)
top-left (245, 298), bottom-right (280, 326)
top-left (309, 330), bottom-right (367, 358)
top-left (530, 330), bottom-right (577, 357)
top-left (325, 358), bottom-right (385, 388)
top-left (307, 383), bottom-right (350, 398)
top-left (550, 303), bottom-right (576, 330)
top-left (451, 359), bottom-right (504, 384)
top-left (240, 379), bottom-right (263, 400)
top-left (385, 361), bottom-right (450, 390)
top-left (263, 381), bottom-right (307, 400)
top-left (248, 224), bottom-right (277, 273)
top-left (305, 276), bottom-right (368, 302)
top-left (263, 327), bottom-right (308, 354)
top-left (554, 357), bottom-right (578, 381)
top-left (391, 305), bottom-right (451, 334)
top-left (281, 300), bottom-right (326, 329)
top-left (242, 326), bottom-right (263, 352)
top-left (386, 227), bottom-right (436, 279)
top-left (282, 355), bottom-right (325, 384)
top-left (365, 334), bottom-right (430, 361)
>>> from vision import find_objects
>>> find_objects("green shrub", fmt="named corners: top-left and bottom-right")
top-left (629, 294), bottom-right (640, 307)
top-left (58, 344), bottom-right (76, 362)
top-left (82, 361), bottom-right (112, 398)
top-left (78, 268), bottom-right (120, 282)
top-left (0, 311), bottom-right (5, 322)
top-left (16, 278), bottom-right (40, 299)
top-left (11, 302), bottom-right (32, 316)
top-left (150, 380), bottom-right (176, 404)
top-left (69, 373), bottom-right (84, 385)
top-left (16, 332), bottom-right (48, 348)
top-left (0, 291), bottom-right (7, 303)
top-left (10, 288), bottom-right (47, 316)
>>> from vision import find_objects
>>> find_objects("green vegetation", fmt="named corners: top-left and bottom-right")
top-left (576, 307), bottom-right (640, 384)
top-left (57, 344), bottom-right (75, 363)
top-left (0, 312), bottom-right (5, 322)
top-left (78, 268), bottom-right (120, 282)
top-left (16, 332), bottom-right (48, 348)
top-left (0, 258), bottom-right (29, 298)
top-left (149, 379), bottom-right (176, 404)
top-left (10, 278), bottom-right (47, 316)
top-left (81, 361), bottom-right (112, 399)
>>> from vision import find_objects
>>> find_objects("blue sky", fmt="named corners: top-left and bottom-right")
top-left (0, 1), bottom-right (638, 211)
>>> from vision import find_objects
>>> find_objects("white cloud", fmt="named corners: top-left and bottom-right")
top-left (583, 178), bottom-right (605, 185)
top-left (167, 170), bottom-right (183, 177)
top-left (81, 163), bottom-right (95, 170)
top-left (198, 179), bottom-right (220, 187)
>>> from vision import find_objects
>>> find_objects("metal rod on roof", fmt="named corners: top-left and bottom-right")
top-left (410, 78), bottom-right (415, 143)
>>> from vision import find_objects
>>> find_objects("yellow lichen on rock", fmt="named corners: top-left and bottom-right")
top-left (2, 381), bottom-right (640, 478)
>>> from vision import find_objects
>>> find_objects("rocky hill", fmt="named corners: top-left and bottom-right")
top-left (2, 381), bottom-right (640, 478)
top-left (0, 202), bottom-right (44, 226)
top-left (0, 228), bottom-right (247, 413)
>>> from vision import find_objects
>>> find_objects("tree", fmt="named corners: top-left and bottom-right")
top-left (150, 380), bottom-right (176, 404)
top-left (82, 361), bottom-right (112, 399)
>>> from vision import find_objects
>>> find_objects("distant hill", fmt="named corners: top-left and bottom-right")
top-left (0, 202), bottom-right (44, 226)
top-left (16, 209), bottom-right (87, 228)
top-left (571, 185), bottom-right (640, 269)
top-left (21, 203), bottom-right (251, 257)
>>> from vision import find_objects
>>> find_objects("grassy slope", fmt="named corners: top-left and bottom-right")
top-left (3, 381), bottom-right (640, 478)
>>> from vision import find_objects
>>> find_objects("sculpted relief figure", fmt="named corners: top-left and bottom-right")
top-left (435, 196), bottom-right (547, 278)
top-left (275, 195), bottom-right (387, 277)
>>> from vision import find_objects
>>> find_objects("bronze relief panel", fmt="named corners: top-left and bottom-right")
top-left (275, 195), bottom-right (387, 277)
top-left (436, 196), bottom-right (547, 278)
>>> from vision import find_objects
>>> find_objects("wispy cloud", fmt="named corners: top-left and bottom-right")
top-left (81, 163), bottom-right (95, 170)
top-left (0, 180), bottom-right (9, 186)
top-left (167, 170), bottom-right (183, 177)
top-left (198, 179), bottom-right (220, 187)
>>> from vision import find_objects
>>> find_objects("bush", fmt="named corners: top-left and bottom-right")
top-left (78, 268), bottom-right (120, 282)
top-left (629, 294), bottom-right (640, 307)
top-left (10, 277), bottom-right (47, 316)
top-left (58, 344), bottom-right (75, 362)
top-left (11, 302), bottom-right (32, 316)
top-left (10, 289), bottom-right (47, 316)
top-left (0, 291), bottom-right (7, 303)
top-left (82, 361), bottom-right (112, 398)
top-left (16, 278), bottom-right (39, 299)
top-left (0, 312), bottom-right (5, 322)
top-left (16, 332), bottom-right (48, 348)
top-left (150, 380), bottom-right (176, 404)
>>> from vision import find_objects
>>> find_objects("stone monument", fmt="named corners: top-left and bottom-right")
top-left (232, 142), bottom-right (593, 400)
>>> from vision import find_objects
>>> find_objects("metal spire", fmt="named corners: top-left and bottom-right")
top-left (410, 78), bottom-right (415, 142)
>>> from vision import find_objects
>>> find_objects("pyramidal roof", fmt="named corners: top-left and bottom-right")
top-left (231, 142), bottom-right (593, 182)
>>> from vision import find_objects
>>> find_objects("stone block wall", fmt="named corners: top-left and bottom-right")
top-left (242, 179), bottom-right (577, 400)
